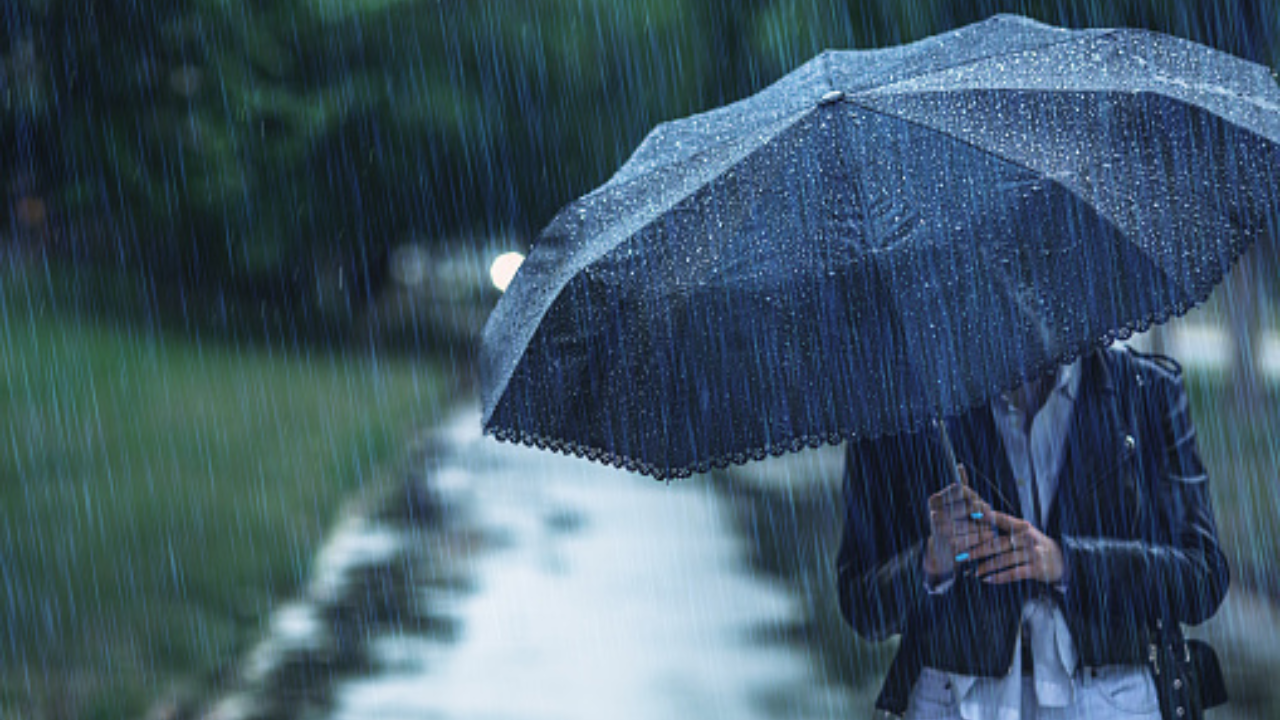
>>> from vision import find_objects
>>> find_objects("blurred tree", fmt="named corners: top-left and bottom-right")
top-left (7, 0), bottom-right (725, 316)
top-left (5, 0), bottom-right (1277, 330)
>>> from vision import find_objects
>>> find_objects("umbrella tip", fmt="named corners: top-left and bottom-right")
top-left (986, 13), bottom-right (1053, 29)
top-left (819, 90), bottom-right (845, 105)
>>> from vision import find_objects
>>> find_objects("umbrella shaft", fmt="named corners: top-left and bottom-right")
top-left (933, 419), bottom-right (963, 486)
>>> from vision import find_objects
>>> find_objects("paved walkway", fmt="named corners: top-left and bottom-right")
top-left (326, 410), bottom-right (853, 720)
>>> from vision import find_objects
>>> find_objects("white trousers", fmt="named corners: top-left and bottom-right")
top-left (903, 666), bottom-right (1162, 720)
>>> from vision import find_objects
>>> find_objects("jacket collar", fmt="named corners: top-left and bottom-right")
top-left (994, 357), bottom-right (1083, 414)
top-left (946, 349), bottom-right (1124, 528)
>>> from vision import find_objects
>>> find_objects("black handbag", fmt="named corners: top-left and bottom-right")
top-left (1147, 619), bottom-right (1228, 720)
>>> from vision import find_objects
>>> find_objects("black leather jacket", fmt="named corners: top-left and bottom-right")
top-left (835, 347), bottom-right (1229, 717)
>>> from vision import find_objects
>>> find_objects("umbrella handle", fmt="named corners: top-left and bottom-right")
top-left (934, 418), bottom-right (980, 578)
top-left (932, 419), bottom-right (964, 486)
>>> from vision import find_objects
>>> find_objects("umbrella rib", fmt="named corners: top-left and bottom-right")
top-left (856, 29), bottom-right (1279, 115)
top-left (845, 29), bottom-right (1120, 96)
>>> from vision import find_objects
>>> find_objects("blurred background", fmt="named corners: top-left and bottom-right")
top-left (1, 1), bottom-right (1277, 718)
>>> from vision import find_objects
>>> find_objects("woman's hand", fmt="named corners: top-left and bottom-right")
top-left (924, 465), bottom-right (997, 582)
top-left (967, 511), bottom-right (1066, 585)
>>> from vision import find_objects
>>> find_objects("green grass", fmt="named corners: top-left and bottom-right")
top-left (0, 265), bottom-right (453, 717)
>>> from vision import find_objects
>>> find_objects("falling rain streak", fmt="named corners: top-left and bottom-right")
top-left (1, 3), bottom-right (1278, 720)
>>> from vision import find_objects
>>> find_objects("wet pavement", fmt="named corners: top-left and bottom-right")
top-left (327, 410), bottom-right (854, 720)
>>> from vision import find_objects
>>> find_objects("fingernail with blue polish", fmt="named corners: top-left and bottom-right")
top-left (971, 511), bottom-right (984, 520)
top-left (954, 552), bottom-right (970, 562)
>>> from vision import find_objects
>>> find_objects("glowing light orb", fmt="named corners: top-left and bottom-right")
top-left (489, 252), bottom-right (525, 292)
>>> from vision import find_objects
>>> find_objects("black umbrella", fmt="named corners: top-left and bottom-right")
top-left (480, 14), bottom-right (1280, 480)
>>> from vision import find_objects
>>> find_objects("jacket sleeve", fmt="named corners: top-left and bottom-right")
top-left (835, 433), bottom-right (942, 641)
top-left (1059, 369), bottom-right (1230, 627)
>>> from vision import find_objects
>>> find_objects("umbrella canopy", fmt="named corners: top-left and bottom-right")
top-left (480, 14), bottom-right (1280, 480)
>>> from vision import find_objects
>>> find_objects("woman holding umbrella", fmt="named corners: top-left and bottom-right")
top-left (836, 346), bottom-right (1230, 720)
top-left (480, 15), bottom-right (1272, 716)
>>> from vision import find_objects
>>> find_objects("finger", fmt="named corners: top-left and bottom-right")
top-left (948, 519), bottom-right (994, 540)
top-left (933, 510), bottom-right (974, 534)
top-left (936, 490), bottom-right (990, 517)
top-left (950, 527), bottom-right (998, 557)
top-left (974, 549), bottom-right (1031, 578)
top-left (952, 532), bottom-right (998, 561)
top-left (929, 484), bottom-right (972, 510)
top-left (927, 488), bottom-right (953, 512)
top-left (981, 563), bottom-right (1036, 585)
top-left (947, 512), bottom-right (993, 540)
top-left (934, 502), bottom-right (989, 530)
top-left (944, 506), bottom-right (991, 529)
top-left (947, 482), bottom-right (985, 506)
top-left (932, 476), bottom-right (984, 503)
top-left (961, 533), bottom-right (1016, 562)
top-left (977, 560), bottom-right (1032, 583)
top-left (953, 528), bottom-right (1005, 562)
top-left (986, 511), bottom-right (1030, 534)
